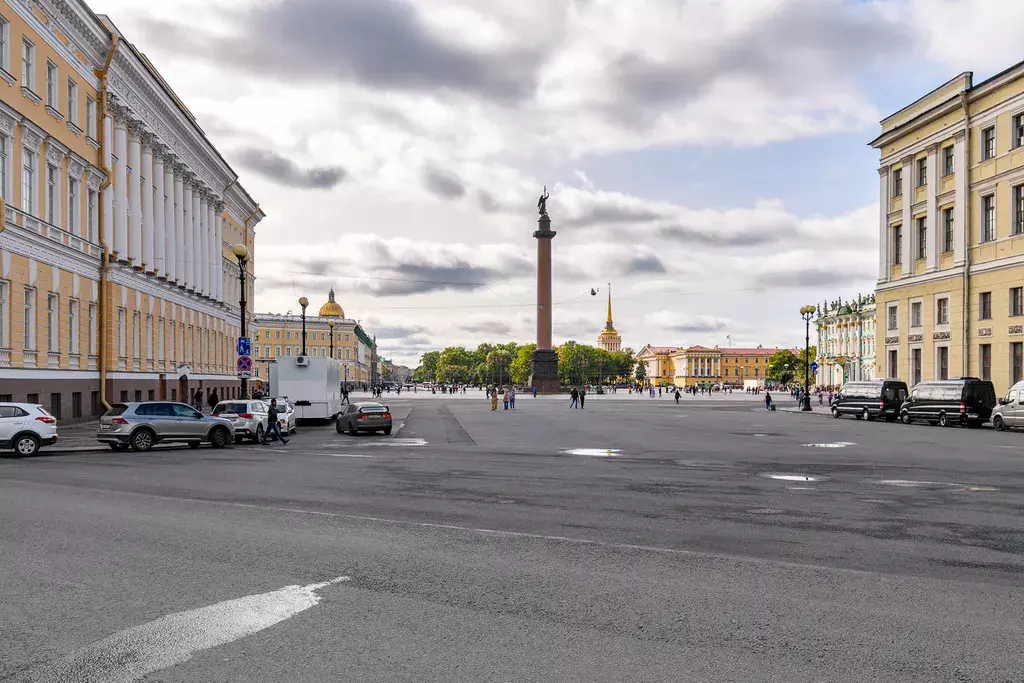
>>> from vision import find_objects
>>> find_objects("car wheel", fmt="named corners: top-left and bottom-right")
top-left (384, 426), bottom-right (392, 435)
top-left (14, 434), bottom-right (40, 456)
top-left (210, 427), bottom-right (228, 449)
top-left (900, 411), bottom-right (912, 425)
top-left (993, 415), bottom-right (1006, 431)
top-left (831, 406), bottom-right (840, 418)
top-left (131, 429), bottom-right (155, 452)
top-left (253, 424), bottom-right (264, 444)
top-left (938, 412), bottom-right (948, 428)
top-left (188, 441), bottom-right (200, 449)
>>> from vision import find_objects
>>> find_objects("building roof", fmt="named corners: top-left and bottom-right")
top-left (639, 345), bottom-right (677, 355)
top-left (318, 288), bottom-right (345, 318)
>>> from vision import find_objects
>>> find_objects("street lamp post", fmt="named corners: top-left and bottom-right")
top-left (800, 305), bottom-right (815, 411)
top-left (231, 244), bottom-right (250, 398)
top-left (328, 320), bottom-right (335, 359)
top-left (298, 297), bottom-right (309, 357)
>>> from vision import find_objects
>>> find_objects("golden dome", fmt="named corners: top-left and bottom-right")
top-left (318, 288), bottom-right (345, 318)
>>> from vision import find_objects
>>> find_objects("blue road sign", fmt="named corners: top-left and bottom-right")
top-left (236, 355), bottom-right (253, 379)
top-left (237, 336), bottom-right (252, 357)
top-left (810, 361), bottom-right (819, 373)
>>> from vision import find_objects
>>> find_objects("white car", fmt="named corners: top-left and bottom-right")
top-left (212, 400), bottom-right (269, 444)
top-left (270, 398), bottom-right (297, 434)
top-left (0, 403), bottom-right (59, 456)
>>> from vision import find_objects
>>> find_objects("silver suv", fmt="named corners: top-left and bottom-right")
top-left (212, 400), bottom-right (269, 444)
top-left (97, 402), bottom-right (234, 452)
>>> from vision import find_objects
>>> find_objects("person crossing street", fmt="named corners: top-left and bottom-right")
top-left (261, 398), bottom-right (289, 445)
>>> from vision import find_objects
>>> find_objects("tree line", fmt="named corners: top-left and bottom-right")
top-left (412, 342), bottom-right (639, 386)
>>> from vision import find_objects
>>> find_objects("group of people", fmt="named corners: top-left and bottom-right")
top-left (489, 386), bottom-right (517, 410)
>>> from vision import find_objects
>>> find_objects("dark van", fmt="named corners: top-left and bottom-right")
top-left (898, 378), bottom-right (997, 427)
top-left (831, 379), bottom-right (909, 421)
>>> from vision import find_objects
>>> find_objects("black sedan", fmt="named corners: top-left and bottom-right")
top-left (336, 402), bottom-right (392, 435)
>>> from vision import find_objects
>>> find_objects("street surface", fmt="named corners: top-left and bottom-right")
top-left (1, 393), bottom-right (1022, 682)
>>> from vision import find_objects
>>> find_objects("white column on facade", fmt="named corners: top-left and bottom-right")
top-left (196, 191), bottom-right (208, 296)
top-left (953, 130), bottom-right (968, 265)
top-left (202, 197), bottom-right (212, 296)
top-left (207, 202), bottom-right (216, 300)
top-left (926, 143), bottom-right (939, 272)
top-left (113, 116), bottom-right (128, 259)
top-left (153, 148), bottom-right (166, 278)
top-left (214, 203), bottom-right (223, 302)
top-left (878, 167), bottom-right (890, 281)
top-left (127, 125), bottom-right (142, 267)
top-left (102, 113), bottom-right (114, 254)
top-left (182, 179), bottom-right (194, 289)
top-left (192, 189), bottom-right (202, 294)
top-left (900, 155), bottom-right (913, 279)
top-left (141, 136), bottom-right (155, 273)
top-left (173, 170), bottom-right (184, 284)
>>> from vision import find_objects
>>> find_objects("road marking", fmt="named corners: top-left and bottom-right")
top-left (16, 576), bottom-right (349, 683)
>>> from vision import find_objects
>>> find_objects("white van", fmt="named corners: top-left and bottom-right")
top-left (991, 381), bottom-right (1024, 431)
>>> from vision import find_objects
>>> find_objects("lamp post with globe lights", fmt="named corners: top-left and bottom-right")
top-left (800, 304), bottom-right (816, 411)
top-left (328, 320), bottom-right (335, 359)
top-left (298, 297), bottom-right (309, 357)
top-left (231, 244), bottom-right (250, 398)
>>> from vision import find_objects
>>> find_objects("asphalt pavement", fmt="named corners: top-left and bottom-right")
top-left (1, 393), bottom-right (1022, 682)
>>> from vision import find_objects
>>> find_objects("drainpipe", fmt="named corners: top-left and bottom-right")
top-left (94, 34), bottom-right (120, 411)
top-left (960, 91), bottom-right (971, 377)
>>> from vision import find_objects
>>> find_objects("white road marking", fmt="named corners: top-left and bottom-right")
top-left (18, 576), bottom-right (349, 683)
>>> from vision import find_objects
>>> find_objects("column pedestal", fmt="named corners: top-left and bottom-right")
top-left (530, 349), bottom-right (560, 394)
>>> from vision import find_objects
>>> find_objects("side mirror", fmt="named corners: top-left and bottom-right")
top-left (999, 398), bottom-right (1008, 405)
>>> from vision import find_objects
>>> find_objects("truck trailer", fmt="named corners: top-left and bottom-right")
top-left (268, 355), bottom-right (343, 422)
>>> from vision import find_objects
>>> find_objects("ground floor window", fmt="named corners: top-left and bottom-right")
top-left (91, 391), bottom-right (100, 415)
top-left (27, 393), bottom-right (38, 405)
top-left (49, 393), bottom-right (61, 420)
top-left (980, 344), bottom-right (991, 381)
top-left (888, 349), bottom-right (898, 379)
top-left (1013, 342), bottom-right (1024, 385)
top-left (911, 348), bottom-right (922, 385)
top-left (937, 346), bottom-right (949, 380)
top-left (72, 392), bottom-right (82, 419)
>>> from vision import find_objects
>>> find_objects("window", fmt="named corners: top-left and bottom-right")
top-left (0, 280), bottom-right (7, 348)
top-left (888, 349), bottom-right (898, 379)
top-left (936, 297), bottom-right (949, 325)
top-left (45, 60), bottom-right (57, 109)
top-left (916, 157), bottom-right (927, 187)
top-left (87, 188), bottom-right (97, 241)
top-left (26, 393), bottom-right (38, 405)
top-left (979, 291), bottom-right (992, 320)
top-left (910, 302), bottom-right (922, 328)
top-left (68, 178), bottom-right (78, 235)
top-left (943, 146), bottom-right (954, 175)
top-left (1011, 287), bottom-right (1024, 317)
top-left (45, 163), bottom-right (57, 224)
top-left (982, 126), bottom-right (995, 160)
top-left (937, 346), bottom-right (949, 380)
top-left (21, 39), bottom-right (34, 91)
top-left (285, 331), bottom-right (291, 340)
top-left (285, 346), bottom-right (292, 357)
top-left (0, 14), bottom-right (8, 73)
top-left (46, 293), bottom-right (57, 352)
top-left (133, 311), bottom-right (140, 359)
top-left (91, 390), bottom-right (100, 415)
top-left (68, 299), bottom-right (78, 355)
top-left (66, 78), bottom-right (77, 125)
top-left (85, 96), bottom-right (97, 139)
top-left (1013, 342), bottom-right (1024, 385)
top-left (916, 217), bottom-right (926, 260)
top-left (982, 195), bottom-right (995, 242)
top-left (23, 287), bottom-right (34, 349)
top-left (72, 392), bottom-right (82, 419)
top-left (892, 168), bottom-right (902, 197)
top-left (892, 225), bottom-right (902, 265)
top-left (980, 344), bottom-right (991, 381)
top-left (275, 344), bottom-right (281, 356)
top-left (911, 348), bottom-right (922, 385)
top-left (0, 134), bottom-right (6, 201)
top-left (117, 308), bottom-right (126, 357)
top-left (275, 331), bottom-right (280, 339)
top-left (21, 149), bottom-right (35, 213)
top-left (1015, 185), bottom-right (1024, 236)
top-left (1015, 113), bottom-right (1024, 149)
top-left (942, 208), bottom-right (954, 252)
top-left (134, 390), bottom-right (142, 402)
top-left (264, 345), bottom-right (270, 357)
top-left (49, 393), bottom-right (61, 420)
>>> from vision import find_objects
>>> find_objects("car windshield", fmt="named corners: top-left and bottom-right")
top-left (359, 404), bottom-right (387, 413)
top-left (213, 402), bottom-right (249, 415)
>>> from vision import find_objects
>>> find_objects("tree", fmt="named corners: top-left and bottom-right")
top-left (509, 344), bottom-right (536, 385)
top-left (766, 349), bottom-right (800, 385)
top-left (635, 362), bottom-right (647, 383)
top-left (414, 351), bottom-right (440, 383)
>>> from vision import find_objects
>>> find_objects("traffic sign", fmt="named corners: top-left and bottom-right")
top-left (236, 355), bottom-right (253, 379)
top-left (810, 361), bottom-right (819, 373)
top-left (237, 336), bottom-right (252, 357)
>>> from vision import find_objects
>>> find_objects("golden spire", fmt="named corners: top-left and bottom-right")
top-left (604, 283), bottom-right (614, 331)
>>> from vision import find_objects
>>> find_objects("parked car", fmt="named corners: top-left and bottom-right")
top-left (830, 379), bottom-right (909, 421)
top-left (271, 398), bottom-right (297, 435)
top-left (991, 380), bottom-right (1024, 431)
top-left (899, 378), bottom-right (997, 428)
top-left (0, 403), bottom-right (58, 456)
top-left (97, 402), bottom-right (234, 452)
top-left (335, 402), bottom-right (392, 435)
top-left (212, 400), bottom-right (269, 444)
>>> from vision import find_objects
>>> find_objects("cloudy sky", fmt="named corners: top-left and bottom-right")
top-left (94, 0), bottom-right (1023, 365)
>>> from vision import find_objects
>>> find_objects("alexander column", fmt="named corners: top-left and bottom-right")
top-left (530, 186), bottom-right (561, 393)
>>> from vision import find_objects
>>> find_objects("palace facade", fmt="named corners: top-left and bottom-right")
top-left (814, 294), bottom-right (877, 386)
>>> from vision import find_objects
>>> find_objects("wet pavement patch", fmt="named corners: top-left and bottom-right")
top-left (804, 442), bottom-right (857, 448)
top-left (564, 448), bottom-right (622, 457)
top-left (870, 479), bottom-right (998, 492)
top-left (759, 473), bottom-right (822, 482)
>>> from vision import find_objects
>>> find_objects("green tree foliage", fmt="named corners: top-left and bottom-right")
top-left (635, 362), bottom-right (647, 383)
top-left (509, 344), bottom-right (536, 385)
top-left (413, 351), bottom-right (440, 383)
top-left (766, 349), bottom-right (800, 385)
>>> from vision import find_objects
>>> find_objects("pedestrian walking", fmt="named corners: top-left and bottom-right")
top-left (533, 387), bottom-right (538, 398)
top-left (765, 391), bottom-right (773, 411)
top-left (509, 388), bottom-right (516, 410)
top-left (579, 387), bottom-right (586, 409)
top-left (207, 390), bottom-right (219, 413)
top-left (674, 388), bottom-right (681, 404)
top-left (502, 387), bottom-right (510, 410)
top-left (341, 385), bottom-right (350, 405)
top-left (490, 389), bottom-right (498, 411)
top-left (262, 398), bottom-right (289, 445)
top-left (193, 388), bottom-right (203, 412)
top-left (570, 387), bottom-right (579, 409)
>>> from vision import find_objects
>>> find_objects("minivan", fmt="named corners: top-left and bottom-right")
top-left (830, 379), bottom-right (909, 421)
top-left (899, 378), bottom-right (997, 428)
top-left (991, 380), bottom-right (1024, 431)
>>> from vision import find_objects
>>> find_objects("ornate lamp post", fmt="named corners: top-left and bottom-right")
top-left (800, 304), bottom-right (816, 411)
top-left (231, 244), bottom-right (250, 398)
top-left (328, 320), bottom-right (335, 359)
top-left (298, 297), bottom-right (309, 357)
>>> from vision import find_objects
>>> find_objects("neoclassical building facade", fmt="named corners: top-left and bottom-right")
top-left (814, 295), bottom-right (877, 387)
top-left (596, 285), bottom-right (622, 352)
top-left (0, 0), bottom-right (262, 420)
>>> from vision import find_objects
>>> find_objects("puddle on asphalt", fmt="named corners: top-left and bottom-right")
top-left (328, 453), bottom-right (374, 458)
top-left (759, 473), bottom-right (822, 482)
top-left (870, 479), bottom-right (998, 492)
top-left (804, 442), bottom-right (856, 448)
top-left (564, 448), bottom-right (622, 457)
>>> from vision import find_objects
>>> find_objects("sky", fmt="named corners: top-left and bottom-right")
top-left (92, 0), bottom-right (1024, 366)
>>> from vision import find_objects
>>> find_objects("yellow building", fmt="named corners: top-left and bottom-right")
top-left (671, 346), bottom-right (783, 387)
top-left (0, 0), bottom-right (263, 421)
top-left (252, 289), bottom-right (378, 388)
top-left (596, 284), bottom-right (622, 352)
top-left (635, 345), bottom-right (676, 385)
top-left (871, 64), bottom-right (1024, 393)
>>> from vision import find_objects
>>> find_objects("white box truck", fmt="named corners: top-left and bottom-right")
top-left (269, 355), bottom-right (343, 422)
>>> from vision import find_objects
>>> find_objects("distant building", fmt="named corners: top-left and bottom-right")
top-left (596, 285), bottom-right (622, 352)
top-left (815, 295), bottom-right (877, 386)
top-left (638, 344), bottom-right (797, 387)
top-left (636, 346), bottom-right (676, 385)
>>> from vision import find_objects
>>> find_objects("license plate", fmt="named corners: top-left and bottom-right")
top-left (968, 413), bottom-right (979, 418)
top-left (101, 424), bottom-right (111, 430)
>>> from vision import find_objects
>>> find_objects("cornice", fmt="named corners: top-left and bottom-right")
top-left (108, 264), bottom-right (231, 320)
top-left (0, 218), bottom-right (100, 281)
top-left (20, 118), bottom-right (47, 151)
top-left (12, 0), bottom-right (102, 89)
